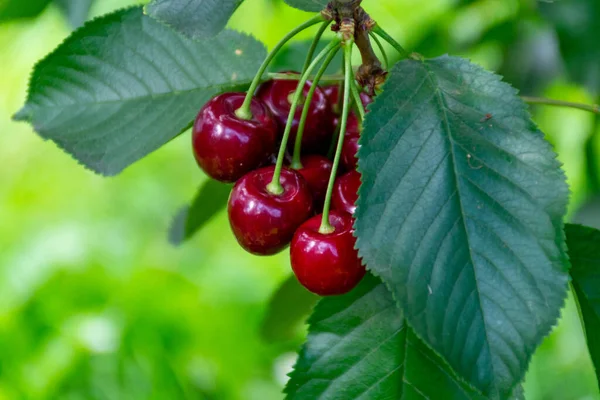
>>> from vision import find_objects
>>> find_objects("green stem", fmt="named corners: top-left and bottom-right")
top-left (372, 25), bottom-right (409, 59)
top-left (267, 37), bottom-right (343, 195)
top-left (350, 79), bottom-right (366, 121)
top-left (522, 96), bottom-right (600, 114)
top-left (291, 45), bottom-right (342, 169)
top-left (369, 32), bottom-right (389, 69)
top-left (301, 20), bottom-right (332, 75)
top-left (267, 72), bottom-right (344, 82)
top-left (235, 14), bottom-right (325, 120)
top-left (320, 41), bottom-right (354, 234)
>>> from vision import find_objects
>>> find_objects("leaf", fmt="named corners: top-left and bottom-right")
top-left (540, 0), bottom-right (600, 94)
top-left (14, 7), bottom-right (266, 176)
top-left (566, 223), bottom-right (600, 385)
top-left (0, 0), bottom-right (50, 22)
top-left (261, 276), bottom-right (319, 343)
top-left (54, 0), bottom-right (94, 28)
top-left (145, 0), bottom-right (244, 40)
top-left (168, 180), bottom-right (231, 245)
top-left (285, 274), bottom-right (486, 399)
top-left (282, 0), bottom-right (328, 12)
top-left (355, 55), bottom-right (570, 398)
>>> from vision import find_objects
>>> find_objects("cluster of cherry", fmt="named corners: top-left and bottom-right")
top-left (192, 74), bottom-right (371, 296)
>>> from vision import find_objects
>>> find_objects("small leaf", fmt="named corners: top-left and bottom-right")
top-left (0, 0), bottom-right (50, 22)
top-left (145, 0), bottom-right (244, 40)
top-left (169, 180), bottom-right (232, 245)
top-left (282, 0), bottom-right (328, 12)
top-left (566, 223), bottom-right (600, 385)
top-left (15, 7), bottom-right (266, 176)
top-left (54, 0), bottom-right (94, 28)
top-left (356, 55), bottom-right (570, 398)
top-left (261, 276), bottom-right (318, 342)
top-left (286, 274), bottom-right (486, 399)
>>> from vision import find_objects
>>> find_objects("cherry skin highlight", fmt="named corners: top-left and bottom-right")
top-left (291, 210), bottom-right (366, 296)
top-left (257, 74), bottom-right (334, 153)
top-left (295, 155), bottom-right (333, 210)
top-left (332, 170), bottom-right (361, 215)
top-left (192, 93), bottom-right (278, 183)
top-left (228, 166), bottom-right (314, 255)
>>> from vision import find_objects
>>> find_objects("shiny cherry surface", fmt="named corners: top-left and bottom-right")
top-left (341, 133), bottom-right (360, 171)
top-left (295, 155), bottom-right (333, 209)
top-left (228, 166), bottom-right (313, 255)
top-left (291, 210), bottom-right (365, 296)
top-left (257, 76), bottom-right (333, 153)
top-left (192, 93), bottom-right (278, 182)
top-left (332, 170), bottom-right (361, 215)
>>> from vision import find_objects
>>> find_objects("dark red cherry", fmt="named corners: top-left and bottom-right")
top-left (323, 85), bottom-right (373, 114)
top-left (341, 133), bottom-right (360, 171)
top-left (332, 170), bottom-right (361, 215)
top-left (192, 93), bottom-right (278, 183)
top-left (295, 155), bottom-right (333, 209)
top-left (228, 166), bottom-right (314, 255)
top-left (291, 210), bottom-right (366, 296)
top-left (257, 74), bottom-right (333, 153)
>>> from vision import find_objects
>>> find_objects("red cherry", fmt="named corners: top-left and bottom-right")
top-left (228, 166), bottom-right (314, 255)
top-left (291, 210), bottom-right (366, 296)
top-left (257, 74), bottom-right (333, 153)
top-left (332, 170), bottom-right (361, 215)
top-left (323, 85), bottom-right (372, 137)
top-left (295, 155), bottom-right (333, 209)
top-left (341, 133), bottom-right (360, 171)
top-left (192, 93), bottom-right (278, 183)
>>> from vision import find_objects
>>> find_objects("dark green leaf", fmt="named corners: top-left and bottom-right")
top-left (540, 0), bottom-right (600, 94)
top-left (0, 0), bottom-right (50, 22)
top-left (261, 276), bottom-right (318, 342)
top-left (286, 274), bottom-right (486, 399)
top-left (145, 0), bottom-right (244, 40)
top-left (168, 180), bottom-right (231, 245)
top-left (356, 55), bottom-right (570, 398)
top-left (14, 7), bottom-right (266, 176)
top-left (282, 0), bottom-right (327, 12)
top-left (566, 223), bottom-right (600, 386)
top-left (270, 40), bottom-right (342, 75)
top-left (54, 0), bottom-right (94, 28)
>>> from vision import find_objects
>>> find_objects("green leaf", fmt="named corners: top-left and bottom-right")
top-left (355, 55), bottom-right (570, 398)
top-left (566, 223), bottom-right (600, 386)
top-left (0, 0), bottom-right (50, 22)
top-left (540, 0), bottom-right (600, 94)
top-left (168, 180), bottom-right (231, 245)
top-left (14, 7), bottom-right (266, 176)
top-left (286, 274), bottom-right (486, 399)
top-left (145, 0), bottom-right (244, 40)
top-left (282, 0), bottom-right (327, 12)
top-left (54, 0), bottom-right (94, 28)
top-left (261, 276), bottom-right (319, 343)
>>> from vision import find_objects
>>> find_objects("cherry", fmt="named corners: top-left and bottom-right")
top-left (323, 85), bottom-right (372, 136)
top-left (332, 170), bottom-right (361, 215)
top-left (291, 210), bottom-right (366, 296)
top-left (228, 166), bottom-right (314, 255)
top-left (295, 155), bottom-right (333, 209)
top-left (192, 93), bottom-right (278, 183)
top-left (341, 133), bottom-right (360, 171)
top-left (257, 74), bottom-right (334, 153)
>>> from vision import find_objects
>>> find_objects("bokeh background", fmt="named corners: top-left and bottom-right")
top-left (1, 0), bottom-right (600, 398)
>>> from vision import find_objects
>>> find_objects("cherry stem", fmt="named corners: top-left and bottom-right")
top-left (522, 96), bottom-right (600, 114)
top-left (350, 79), bottom-right (366, 121)
top-left (301, 20), bottom-right (332, 75)
top-left (291, 46), bottom-right (342, 170)
top-left (369, 32), bottom-right (389, 69)
top-left (319, 40), bottom-right (354, 235)
top-left (267, 72), bottom-right (344, 82)
top-left (235, 14), bottom-right (325, 121)
top-left (372, 25), bottom-right (409, 59)
top-left (267, 37), bottom-right (343, 195)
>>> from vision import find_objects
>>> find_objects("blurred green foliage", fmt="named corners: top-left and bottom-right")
top-left (1, 0), bottom-right (600, 399)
